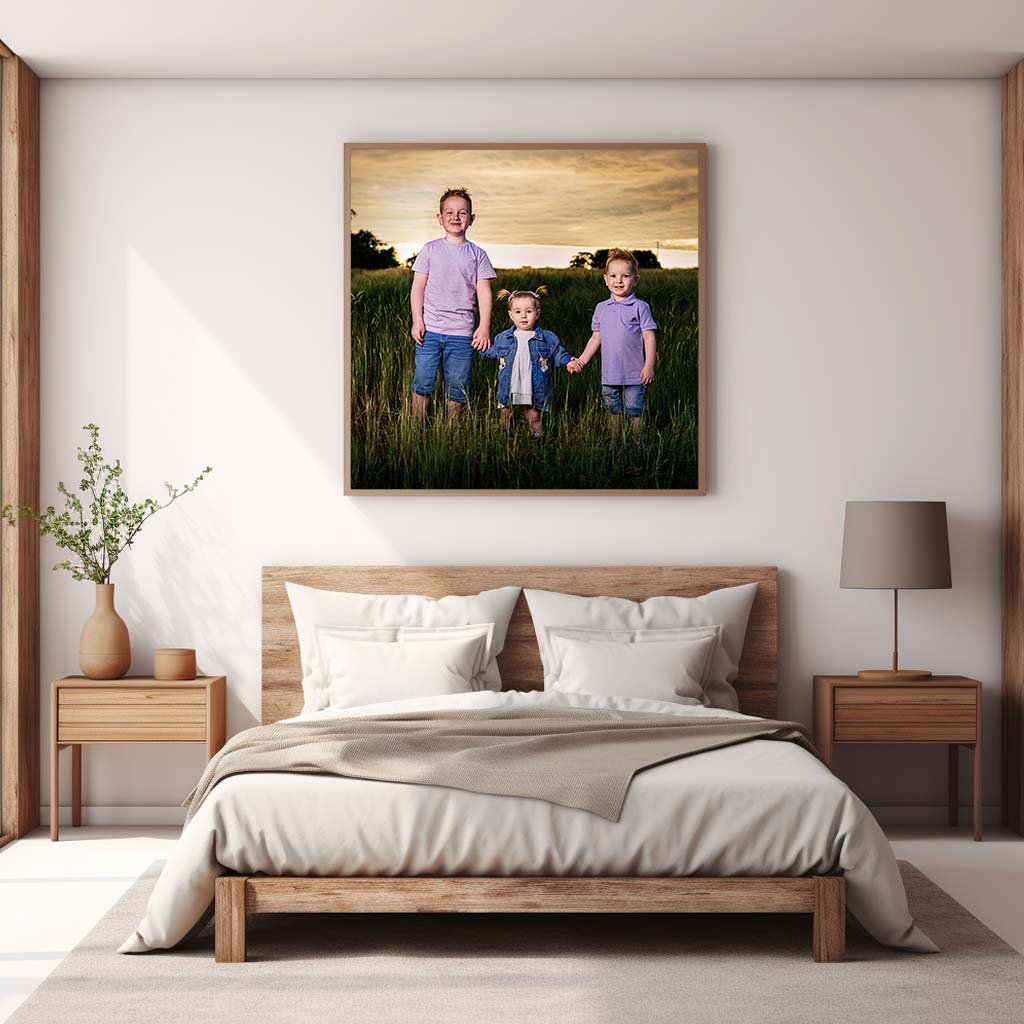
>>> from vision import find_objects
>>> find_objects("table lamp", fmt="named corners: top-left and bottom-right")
top-left (839, 500), bottom-right (951, 681)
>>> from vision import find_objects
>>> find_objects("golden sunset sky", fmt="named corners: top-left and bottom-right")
top-left (349, 147), bottom-right (700, 269)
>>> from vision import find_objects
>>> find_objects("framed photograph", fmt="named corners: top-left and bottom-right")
top-left (344, 143), bottom-right (705, 495)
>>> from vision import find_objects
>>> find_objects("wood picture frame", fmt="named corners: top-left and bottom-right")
top-left (343, 142), bottom-right (707, 496)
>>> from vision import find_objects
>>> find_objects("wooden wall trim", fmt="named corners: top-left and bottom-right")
top-left (0, 54), bottom-right (41, 839)
top-left (1003, 60), bottom-right (1024, 835)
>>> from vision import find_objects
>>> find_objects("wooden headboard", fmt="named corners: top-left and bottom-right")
top-left (261, 566), bottom-right (778, 724)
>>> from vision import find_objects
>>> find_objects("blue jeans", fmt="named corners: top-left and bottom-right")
top-left (602, 384), bottom-right (646, 418)
top-left (411, 331), bottom-right (474, 403)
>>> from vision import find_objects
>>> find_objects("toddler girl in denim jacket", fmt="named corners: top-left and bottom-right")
top-left (479, 286), bottom-right (581, 439)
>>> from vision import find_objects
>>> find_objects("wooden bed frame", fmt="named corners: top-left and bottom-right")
top-left (213, 565), bottom-right (845, 963)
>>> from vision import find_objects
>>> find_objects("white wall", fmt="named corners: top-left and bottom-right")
top-left (39, 78), bottom-right (1001, 823)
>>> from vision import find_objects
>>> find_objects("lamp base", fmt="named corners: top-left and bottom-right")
top-left (856, 669), bottom-right (933, 682)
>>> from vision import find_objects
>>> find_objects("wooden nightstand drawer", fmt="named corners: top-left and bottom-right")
top-left (832, 720), bottom-right (976, 742)
top-left (60, 703), bottom-right (206, 723)
top-left (832, 685), bottom-right (977, 742)
top-left (835, 706), bottom-right (975, 724)
top-left (60, 687), bottom-right (206, 706)
top-left (57, 684), bottom-right (208, 741)
top-left (59, 702), bottom-right (206, 732)
top-left (834, 687), bottom-right (975, 706)
top-left (58, 722), bottom-right (207, 742)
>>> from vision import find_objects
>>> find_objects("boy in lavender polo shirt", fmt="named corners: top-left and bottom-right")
top-left (409, 188), bottom-right (496, 417)
top-left (574, 248), bottom-right (658, 436)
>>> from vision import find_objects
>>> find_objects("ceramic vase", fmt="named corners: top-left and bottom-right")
top-left (79, 583), bottom-right (131, 679)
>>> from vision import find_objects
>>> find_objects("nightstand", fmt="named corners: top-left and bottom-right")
top-left (50, 675), bottom-right (226, 841)
top-left (813, 675), bottom-right (982, 841)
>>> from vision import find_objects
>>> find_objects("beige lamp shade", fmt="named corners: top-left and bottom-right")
top-left (840, 501), bottom-right (951, 591)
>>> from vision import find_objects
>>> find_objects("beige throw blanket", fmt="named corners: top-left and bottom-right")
top-left (184, 707), bottom-right (818, 824)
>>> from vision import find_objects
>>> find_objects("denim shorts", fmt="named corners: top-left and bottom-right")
top-left (602, 384), bottom-right (646, 417)
top-left (411, 331), bottom-right (474, 403)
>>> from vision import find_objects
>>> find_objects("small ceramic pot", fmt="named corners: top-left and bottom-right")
top-left (154, 648), bottom-right (197, 681)
top-left (79, 583), bottom-right (131, 679)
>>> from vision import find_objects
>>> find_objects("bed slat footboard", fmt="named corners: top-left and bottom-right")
top-left (213, 874), bottom-right (845, 964)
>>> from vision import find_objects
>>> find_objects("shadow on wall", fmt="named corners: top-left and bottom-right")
top-left (115, 122), bottom-right (344, 484)
top-left (946, 506), bottom-right (1002, 767)
top-left (946, 508), bottom-right (1001, 617)
top-left (119, 506), bottom-right (261, 734)
top-left (774, 567), bottom-right (798, 722)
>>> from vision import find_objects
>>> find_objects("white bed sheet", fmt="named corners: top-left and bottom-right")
top-left (119, 690), bottom-right (936, 953)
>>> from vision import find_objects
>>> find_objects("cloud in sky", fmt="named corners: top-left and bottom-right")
top-left (350, 147), bottom-right (700, 254)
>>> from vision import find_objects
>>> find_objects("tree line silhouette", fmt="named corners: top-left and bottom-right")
top-left (350, 216), bottom-right (663, 271)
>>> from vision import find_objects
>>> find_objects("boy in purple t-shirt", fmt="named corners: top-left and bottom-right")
top-left (409, 188), bottom-right (496, 417)
top-left (574, 248), bottom-right (658, 436)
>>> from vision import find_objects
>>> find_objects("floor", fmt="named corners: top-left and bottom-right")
top-left (0, 825), bottom-right (1021, 1023)
top-left (1, 826), bottom-right (180, 1024)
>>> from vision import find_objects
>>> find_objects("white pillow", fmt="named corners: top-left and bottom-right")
top-left (285, 582), bottom-right (521, 712)
top-left (319, 633), bottom-right (487, 710)
top-left (550, 633), bottom-right (717, 705)
top-left (524, 582), bottom-right (759, 710)
top-left (543, 625), bottom-right (721, 691)
top-left (314, 623), bottom-right (495, 690)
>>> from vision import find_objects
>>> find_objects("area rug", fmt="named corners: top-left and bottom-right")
top-left (9, 862), bottom-right (1024, 1023)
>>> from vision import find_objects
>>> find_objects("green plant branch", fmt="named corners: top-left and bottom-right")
top-left (1, 423), bottom-right (211, 585)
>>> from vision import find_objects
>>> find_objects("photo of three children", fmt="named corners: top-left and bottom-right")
top-left (411, 189), bottom-right (658, 442)
top-left (346, 144), bottom-right (703, 493)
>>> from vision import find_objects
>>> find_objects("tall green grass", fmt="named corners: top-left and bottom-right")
top-left (350, 266), bottom-right (699, 490)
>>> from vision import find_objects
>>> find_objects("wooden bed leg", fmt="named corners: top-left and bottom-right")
top-left (812, 876), bottom-right (845, 963)
top-left (215, 877), bottom-right (247, 963)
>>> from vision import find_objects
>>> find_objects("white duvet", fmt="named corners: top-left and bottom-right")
top-left (119, 690), bottom-right (936, 953)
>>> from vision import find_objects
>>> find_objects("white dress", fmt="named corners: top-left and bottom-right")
top-left (510, 330), bottom-right (534, 406)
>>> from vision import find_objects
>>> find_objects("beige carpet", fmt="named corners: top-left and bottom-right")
top-left (10, 862), bottom-right (1024, 1023)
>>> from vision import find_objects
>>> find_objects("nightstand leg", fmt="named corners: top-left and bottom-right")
top-left (973, 742), bottom-right (983, 842)
top-left (948, 745), bottom-right (958, 827)
top-left (71, 745), bottom-right (82, 827)
top-left (50, 743), bottom-right (60, 841)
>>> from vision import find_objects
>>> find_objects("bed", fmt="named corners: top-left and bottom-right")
top-left (119, 565), bottom-right (935, 963)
